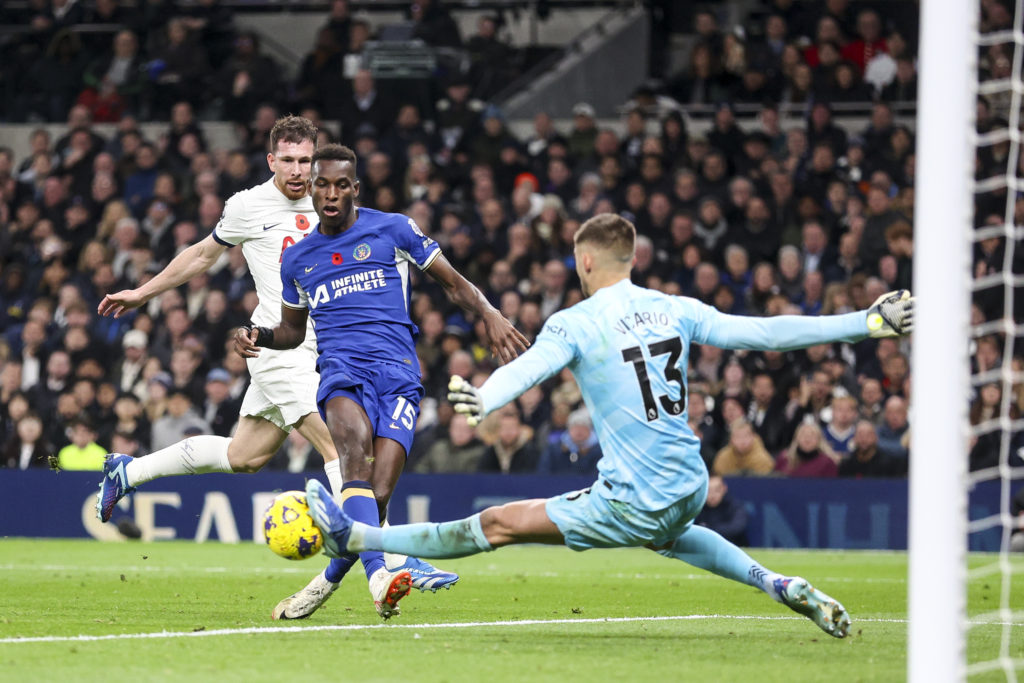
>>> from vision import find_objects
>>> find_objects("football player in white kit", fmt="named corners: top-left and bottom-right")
top-left (95, 116), bottom-right (457, 618)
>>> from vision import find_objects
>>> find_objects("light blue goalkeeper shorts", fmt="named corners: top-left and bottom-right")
top-left (544, 478), bottom-right (708, 552)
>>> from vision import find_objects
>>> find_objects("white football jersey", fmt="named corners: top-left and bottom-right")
top-left (212, 178), bottom-right (318, 330)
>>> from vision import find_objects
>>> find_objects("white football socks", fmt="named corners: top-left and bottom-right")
top-left (323, 459), bottom-right (343, 500)
top-left (125, 435), bottom-right (232, 486)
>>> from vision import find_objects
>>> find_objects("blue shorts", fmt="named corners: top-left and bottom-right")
top-left (544, 479), bottom-right (708, 551)
top-left (316, 355), bottom-right (424, 456)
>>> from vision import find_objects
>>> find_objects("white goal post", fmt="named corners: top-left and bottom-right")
top-left (909, 0), bottom-right (976, 680)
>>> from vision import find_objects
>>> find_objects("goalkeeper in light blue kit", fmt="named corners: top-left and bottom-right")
top-left (305, 213), bottom-right (914, 638)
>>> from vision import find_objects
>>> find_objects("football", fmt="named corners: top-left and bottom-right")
top-left (262, 491), bottom-right (324, 560)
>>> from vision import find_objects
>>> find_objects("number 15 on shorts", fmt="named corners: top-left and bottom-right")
top-left (390, 396), bottom-right (416, 430)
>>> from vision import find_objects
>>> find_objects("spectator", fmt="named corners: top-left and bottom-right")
top-left (80, 30), bottom-right (146, 121)
top-left (150, 18), bottom-right (210, 117)
top-left (747, 372), bottom-right (788, 453)
top-left (823, 395), bottom-right (858, 456)
top-left (841, 9), bottom-right (887, 74)
top-left (670, 43), bottom-right (725, 106)
top-left (467, 15), bottom-right (513, 99)
top-left (695, 475), bottom-right (750, 546)
top-left (876, 395), bottom-right (910, 461)
top-left (150, 389), bottom-right (211, 451)
top-left (969, 382), bottom-right (1016, 472)
top-left (2, 412), bottom-right (50, 469)
top-left (688, 386), bottom-right (723, 467)
top-left (478, 407), bottom-right (539, 474)
top-left (216, 31), bottom-right (282, 124)
top-left (712, 418), bottom-right (775, 476)
top-left (410, 0), bottom-right (461, 48)
top-left (776, 421), bottom-right (839, 477)
top-left (537, 407), bottom-right (601, 475)
top-left (414, 414), bottom-right (487, 473)
top-left (201, 367), bottom-right (240, 438)
top-left (880, 55), bottom-right (918, 103)
top-left (294, 27), bottom-right (344, 115)
top-left (839, 419), bottom-right (899, 477)
top-left (57, 415), bottom-right (106, 470)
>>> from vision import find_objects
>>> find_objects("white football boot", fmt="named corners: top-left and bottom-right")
top-left (271, 571), bottom-right (339, 620)
top-left (369, 567), bottom-right (412, 620)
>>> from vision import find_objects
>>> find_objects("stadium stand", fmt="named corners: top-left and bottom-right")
top-left (0, 0), bottom-right (997, 481)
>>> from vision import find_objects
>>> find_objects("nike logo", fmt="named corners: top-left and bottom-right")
top-left (262, 223), bottom-right (281, 231)
top-left (305, 265), bottom-right (317, 273)
top-left (388, 423), bottom-right (402, 430)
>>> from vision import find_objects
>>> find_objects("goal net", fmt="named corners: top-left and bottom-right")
top-left (911, 0), bottom-right (1024, 679)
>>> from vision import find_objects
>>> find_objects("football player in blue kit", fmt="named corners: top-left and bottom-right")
top-left (301, 213), bottom-right (915, 638)
top-left (235, 144), bottom-right (529, 620)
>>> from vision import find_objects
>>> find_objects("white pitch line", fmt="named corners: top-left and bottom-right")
top-left (0, 564), bottom-right (908, 583)
top-left (2, 614), bottom-right (1022, 645)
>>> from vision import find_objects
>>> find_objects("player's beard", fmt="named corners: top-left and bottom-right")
top-left (277, 176), bottom-right (308, 200)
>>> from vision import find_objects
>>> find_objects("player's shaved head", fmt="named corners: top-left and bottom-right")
top-left (270, 115), bottom-right (318, 153)
top-left (574, 213), bottom-right (636, 265)
top-left (312, 143), bottom-right (358, 171)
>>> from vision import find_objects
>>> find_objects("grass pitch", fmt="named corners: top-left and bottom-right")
top-left (0, 540), bottom-right (1020, 682)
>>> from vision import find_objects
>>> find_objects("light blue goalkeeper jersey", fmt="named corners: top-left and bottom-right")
top-left (478, 279), bottom-right (869, 511)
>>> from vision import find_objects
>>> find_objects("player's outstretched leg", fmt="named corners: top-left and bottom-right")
top-left (95, 436), bottom-right (233, 522)
top-left (96, 453), bottom-right (137, 522)
top-left (307, 479), bottom-right (493, 559)
top-left (655, 525), bottom-right (851, 638)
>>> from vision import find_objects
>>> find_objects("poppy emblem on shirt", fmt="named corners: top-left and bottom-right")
top-left (332, 253), bottom-right (343, 265)
top-left (353, 243), bottom-right (371, 261)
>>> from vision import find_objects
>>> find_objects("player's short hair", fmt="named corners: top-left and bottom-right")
top-left (270, 115), bottom-right (318, 152)
top-left (573, 213), bottom-right (635, 264)
top-left (312, 143), bottom-right (358, 169)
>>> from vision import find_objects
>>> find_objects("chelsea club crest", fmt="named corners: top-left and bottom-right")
top-left (353, 243), bottom-right (371, 261)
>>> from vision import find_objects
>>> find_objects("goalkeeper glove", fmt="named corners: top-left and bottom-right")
top-left (240, 321), bottom-right (275, 347)
top-left (866, 289), bottom-right (914, 338)
top-left (448, 375), bottom-right (484, 427)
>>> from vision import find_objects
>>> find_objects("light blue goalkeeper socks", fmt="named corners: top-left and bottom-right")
top-left (657, 525), bottom-right (782, 600)
top-left (353, 513), bottom-right (493, 559)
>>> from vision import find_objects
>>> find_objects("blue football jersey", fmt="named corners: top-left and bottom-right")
top-left (280, 208), bottom-right (441, 374)
top-left (478, 279), bottom-right (869, 510)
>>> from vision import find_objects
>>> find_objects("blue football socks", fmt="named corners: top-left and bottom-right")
top-left (336, 481), bottom-right (385, 579)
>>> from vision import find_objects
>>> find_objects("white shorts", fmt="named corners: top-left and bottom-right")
top-left (239, 339), bottom-right (320, 431)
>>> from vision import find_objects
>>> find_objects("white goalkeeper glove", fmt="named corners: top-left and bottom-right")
top-left (866, 289), bottom-right (914, 338)
top-left (448, 375), bottom-right (484, 427)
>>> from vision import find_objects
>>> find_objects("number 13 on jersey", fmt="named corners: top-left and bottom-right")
top-left (621, 337), bottom-right (685, 422)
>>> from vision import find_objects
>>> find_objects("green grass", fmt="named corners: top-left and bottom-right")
top-left (0, 540), bottom-right (1020, 682)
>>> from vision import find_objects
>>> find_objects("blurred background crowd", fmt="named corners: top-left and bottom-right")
top-left (0, 0), bottom-right (1019, 482)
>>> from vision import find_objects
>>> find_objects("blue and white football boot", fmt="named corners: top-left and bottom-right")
top-left (96, 453), bottom-right (136, 522)
top-left (385, 555), bottom-right (459, 593)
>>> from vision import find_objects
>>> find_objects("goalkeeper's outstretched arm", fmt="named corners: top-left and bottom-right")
top-left (701, 290), bottom-right (914, 351)
top-left (449, 335), bottom-right (574, 426)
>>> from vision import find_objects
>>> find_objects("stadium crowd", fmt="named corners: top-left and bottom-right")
top-left (0, 0), bottom-right (1018, 480)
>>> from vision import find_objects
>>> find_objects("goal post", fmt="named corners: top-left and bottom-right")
top-left (908, 0), bottom-right (976, 680)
